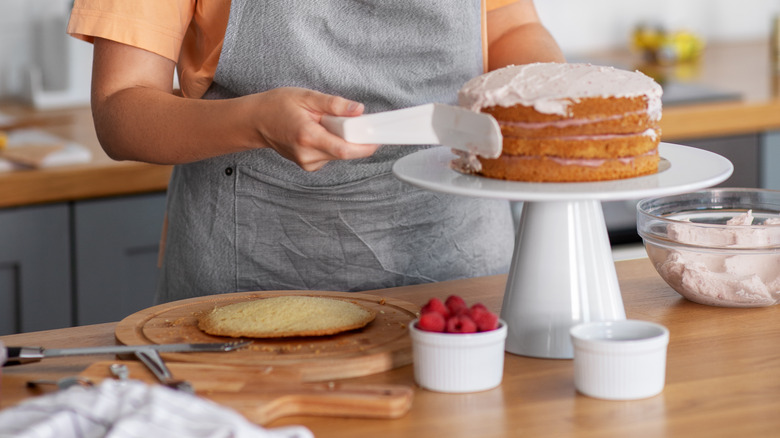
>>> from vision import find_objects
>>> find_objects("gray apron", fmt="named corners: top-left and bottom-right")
top-left (156, 0), bottom-right (515, 302)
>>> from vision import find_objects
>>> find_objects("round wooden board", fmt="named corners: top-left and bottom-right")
top-left (115, 291), bottom-right (419, 381)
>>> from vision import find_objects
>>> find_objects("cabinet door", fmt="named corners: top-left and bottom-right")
top-left (760, 131), bottom-right (780, 190)
top-left (74, 193), bottom-right (166, 325)
top-left (683, 134), bottom-right (760, 188)
top-left (0, 204), bottom-right (71, 335)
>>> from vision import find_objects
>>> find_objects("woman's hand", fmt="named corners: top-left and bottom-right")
top-left (249, 87), bottom-right (379, 171)
top-left (91, 38), bottom-right (377, 169)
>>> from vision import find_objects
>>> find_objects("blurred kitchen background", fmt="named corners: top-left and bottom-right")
top-left (4, 0), bottom-right (780, 253)
top-left (1, 0), bottom-right (779, 104)
top-left (0, 0), bottom-right (91, 108)
top-left (538, 0), bottom-right (779, 55)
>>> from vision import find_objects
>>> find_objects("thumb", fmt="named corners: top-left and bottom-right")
top-left (320, 94), bottom-right (366, 118)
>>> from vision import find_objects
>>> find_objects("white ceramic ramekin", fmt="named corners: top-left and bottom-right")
top-left (409, 319), bottom-right (507, 393)
top-left (570, 320), bottom-right (669, 400)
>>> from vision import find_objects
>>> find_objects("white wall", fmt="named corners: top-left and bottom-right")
top-left (536, 0), bottom-right (780, 56)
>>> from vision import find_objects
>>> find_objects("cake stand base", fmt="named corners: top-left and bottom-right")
top-left (392, 144), bottom-right (733, 360)
top-left (501, 200), bottom-right (625, 359)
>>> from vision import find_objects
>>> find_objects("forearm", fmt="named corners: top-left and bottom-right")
top-left (485, 0), bottom-right (565, 71)
top-left (93, 87), bottom-right (259, 164)
top-left (488, 21), bottom-right (565, 71)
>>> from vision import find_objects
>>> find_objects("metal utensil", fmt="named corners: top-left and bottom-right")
top-left (26, 376), bottom-right (94, 390)
top-left (109, 363), bottom-right (129, 381)
top-left (134, 349), bottom-right (194, 393)
top-left (4, 341), bottom-right (251, 366)
top-left (321, 103), bottom-right (502, 158)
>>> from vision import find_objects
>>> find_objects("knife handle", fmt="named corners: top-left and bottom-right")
top-left (3, 347), bottom-right (44, 366)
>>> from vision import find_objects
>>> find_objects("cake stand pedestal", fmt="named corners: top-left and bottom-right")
top-left (393, 143), bottom-right (733, 359)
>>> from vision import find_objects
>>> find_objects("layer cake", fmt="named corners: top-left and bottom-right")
top-left (456, 63), bottom-right (663, 182)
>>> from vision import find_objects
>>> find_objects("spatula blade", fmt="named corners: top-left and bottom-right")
top-left (430, 103), bottom-right (502, 158)
top-left (321, 103), bottom-right (502, 158)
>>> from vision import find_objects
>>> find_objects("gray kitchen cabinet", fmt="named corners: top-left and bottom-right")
top-left (682, 134), bottom-right (761, 188)
top-left (760, 131), bottom-right (780, 190)
top-left (73, 193), bottom-right (166, 325)
top-left (0, 204), bottom-right (71, 335)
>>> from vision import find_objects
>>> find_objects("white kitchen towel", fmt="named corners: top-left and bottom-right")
top-left (0, 379), bottom-right (313, 438)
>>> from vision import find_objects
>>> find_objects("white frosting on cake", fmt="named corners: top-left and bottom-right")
top-left (458, 63), bottom-right (663, 118)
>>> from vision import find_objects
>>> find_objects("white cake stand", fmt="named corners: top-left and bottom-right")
top-left (393, 143), bottom-right (733, 359)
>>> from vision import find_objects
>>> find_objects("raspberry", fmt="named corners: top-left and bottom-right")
top-left (470, 308), bottom-right (499, 332)
top-left (417, 312), bottom-right (446, 332)
top-left (470, 303), bottom-right (489, 313)
top-left (445, 314), bottom-right (477, 333)
top-left (468, 304), bottom-right (488, 320)
top-left (420, 297), bottom-right (449, 318)
top-left (445, 295), bottom-right (468, 316)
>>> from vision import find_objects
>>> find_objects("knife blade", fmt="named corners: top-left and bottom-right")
top-left (2, 341), bottom-right (250, 367)
top-left (321, 103), bottom-right (502, 158)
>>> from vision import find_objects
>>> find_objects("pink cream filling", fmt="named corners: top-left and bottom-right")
top-left (505, 128), bottom-right (658, 142)
top-left (501, 148), bottom-right (658, 168)
top-left (499, 109), bottom-right (660, 130)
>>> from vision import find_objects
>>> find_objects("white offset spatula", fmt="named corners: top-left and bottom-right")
top-left (321, 103), bottom-right (502, 158)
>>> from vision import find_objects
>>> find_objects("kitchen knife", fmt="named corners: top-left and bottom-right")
top-left (321, 103), bottom-right (502, 158)
top-left (2, 341), bottom-right (250, 366)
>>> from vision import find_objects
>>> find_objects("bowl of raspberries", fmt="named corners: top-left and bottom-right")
top-left (409, 295), bottom-right (507, 393)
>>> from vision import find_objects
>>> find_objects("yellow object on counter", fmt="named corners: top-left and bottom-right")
top-left (632, 25), bottom-right (704, 66)
top-left (0, 131), bottom-right (7, 150)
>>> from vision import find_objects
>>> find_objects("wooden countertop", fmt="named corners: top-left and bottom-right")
top-left (0, 104), bottom-right (172, 208)
top-left (1, 40), bottom-right (778, 208)
top-left (2, 258), bottom-right (779, 438)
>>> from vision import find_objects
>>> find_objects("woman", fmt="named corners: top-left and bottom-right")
top-left (68, 0), bottom-right (564, 302)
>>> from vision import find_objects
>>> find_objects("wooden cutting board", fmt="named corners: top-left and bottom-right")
top-left (80, 360), bottom-right (414, 425)
top-left (115, 291), bottom-right (419, 381)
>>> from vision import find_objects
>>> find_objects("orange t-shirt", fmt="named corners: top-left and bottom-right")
top-left (68, 0), bottom-right (514, 98)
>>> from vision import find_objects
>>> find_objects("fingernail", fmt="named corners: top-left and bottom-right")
top-left (347, 102), bottom-right (362, 112)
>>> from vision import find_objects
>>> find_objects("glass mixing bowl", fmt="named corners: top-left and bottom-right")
top-left (637, 188), bottom-right (780, 307)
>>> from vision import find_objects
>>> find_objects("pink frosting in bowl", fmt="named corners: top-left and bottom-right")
top-left (638, 189), bottom-right (780, 307)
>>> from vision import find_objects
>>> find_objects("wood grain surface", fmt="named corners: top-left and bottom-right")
top-left (114, 291), bottom-right (419, 381)
top-left (3, 261), bottom-right (780, 438)
top-left (79, 360), bottom-right (414, 424)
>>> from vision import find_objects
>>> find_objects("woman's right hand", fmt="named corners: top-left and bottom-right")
top-left (91, 38), bottom-right (376, 168)
top-left (248, 87), bottom-right (379, 171)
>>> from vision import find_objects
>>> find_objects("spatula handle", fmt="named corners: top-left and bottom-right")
top-left (321, 104), bottom-right (438, 145)
top-left (320, 115), bottom-right (350, 139)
